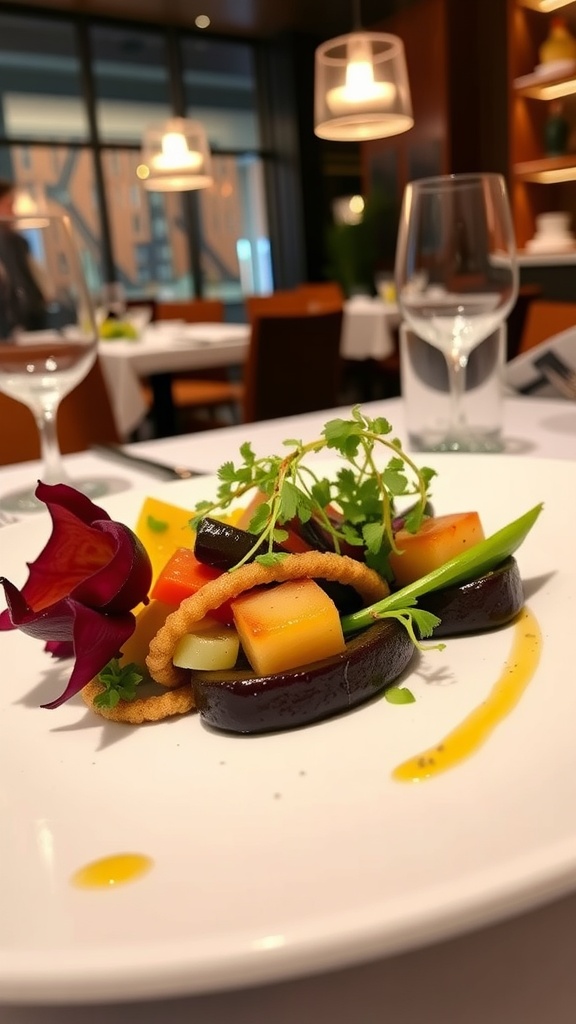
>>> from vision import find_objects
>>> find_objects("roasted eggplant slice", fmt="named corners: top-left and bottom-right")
top-left (192, 618), bottom-right (414, 734)
top-left (419, 556), bottom-right (524, 637)
top-left (194, 517), bottom-right (363, 614)
top-left (194, 517), bottom-right (267, 569)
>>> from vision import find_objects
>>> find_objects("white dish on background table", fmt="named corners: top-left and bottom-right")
top-left (0, 454), bottom-right (574, 1005)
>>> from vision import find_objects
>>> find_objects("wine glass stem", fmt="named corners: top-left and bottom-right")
top-left (446, 350), bottom-right (468, 438)
top-left (35, 405), bottom-right (70, 485)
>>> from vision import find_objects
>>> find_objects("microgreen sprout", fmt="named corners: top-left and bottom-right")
top-left (190, 406), bottom-right (436, 578)
top-left (95, 659), bottom-right (143, 709)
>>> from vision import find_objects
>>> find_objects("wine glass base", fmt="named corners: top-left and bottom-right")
top-left (0, 476), bottom-right (125, 515)
top-left (408, 430), bottom-right (504, 454)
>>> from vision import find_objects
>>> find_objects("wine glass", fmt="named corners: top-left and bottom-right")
top-left (0, 211), bottom-right (115, 512)
top-left (395, 172), bottom-right (518, 452)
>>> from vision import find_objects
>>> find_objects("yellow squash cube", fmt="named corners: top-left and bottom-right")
top-left (231, 579), bottom-right (346, 676)
top-left (134, 497), bottom-right (196, 586)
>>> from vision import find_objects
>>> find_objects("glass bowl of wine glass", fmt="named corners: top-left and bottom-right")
top-left (0, 210), bottom-right (117, 512)
top-left (394, 172), bottom-right (518, 452)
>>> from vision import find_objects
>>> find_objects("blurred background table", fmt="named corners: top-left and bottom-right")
top-left (98, 321), bottom-right (250, 438)
top-left (340, 296), bottom-right (399, 360)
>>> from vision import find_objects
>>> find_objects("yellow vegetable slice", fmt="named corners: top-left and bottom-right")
top-left (173, 619), bottom-right (240, 670)
top-left (134, 496), bottom-right (196, 587)
top-left (231, 580), bottom-right (345, 676)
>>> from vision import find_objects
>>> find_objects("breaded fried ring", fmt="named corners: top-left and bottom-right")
top-left (146, 551), bottom-right (389, 689)
top-left (81, 679), bottom-right (195, 723)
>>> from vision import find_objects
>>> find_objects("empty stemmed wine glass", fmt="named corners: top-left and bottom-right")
top-left (0, 211), bottom-right (113, 512)
top-left (395, 172), bottom-right (518, 451)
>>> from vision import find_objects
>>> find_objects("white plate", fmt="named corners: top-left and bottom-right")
top-left (0, 454), bottom-right (575, 1004)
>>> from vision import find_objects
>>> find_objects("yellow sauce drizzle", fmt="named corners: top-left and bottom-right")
top-left (392, 607), bottom-right (542, 783)
top-left (71, 853), bottom-right (153, 889)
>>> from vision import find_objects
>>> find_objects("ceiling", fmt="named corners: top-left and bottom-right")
top-left (5, 0), bottom-right (418, 39)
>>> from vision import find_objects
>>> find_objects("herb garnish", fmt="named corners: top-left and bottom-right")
top-left (147, 515), bottom-right (169, 533)
top-left (95, 659), bottom-right (143, 709)
top-left (191, 406), bottom-right (436, 579)
top-left (384, 686), bottom-right (416, 705)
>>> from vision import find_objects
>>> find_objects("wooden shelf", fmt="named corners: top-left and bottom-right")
top-left (514, 69), bottom-right (576, 98)
top-left (517, 0), bottom-right (576, 11)
top-left (514, 154), bottom-right (576, 180)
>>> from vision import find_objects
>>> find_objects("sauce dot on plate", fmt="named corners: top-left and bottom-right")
top-left (72, 852), bottom-right (153, 889)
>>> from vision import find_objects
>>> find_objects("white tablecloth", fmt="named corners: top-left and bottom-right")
top-left (98, 322), bottom-right (250, 438)
top-left (340, 296), bottom-right (400, 360)
top-left (2, 394), bottom-right (576, 1024)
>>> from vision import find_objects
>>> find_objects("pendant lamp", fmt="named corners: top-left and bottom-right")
top-left (13, 185), bottom-right (50, 227)
top-left (138, 117), bottom-right (213, 191)
top-left (314, 11), bottom-right (413, 142)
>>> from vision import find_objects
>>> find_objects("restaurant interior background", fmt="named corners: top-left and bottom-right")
top-left (0, 0), bottom-right (573, 323)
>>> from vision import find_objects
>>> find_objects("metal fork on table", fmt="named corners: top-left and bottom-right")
top-left (90, 444), bottom-right (206, 480)
top-left (534, 351), bottom-right (576, 400)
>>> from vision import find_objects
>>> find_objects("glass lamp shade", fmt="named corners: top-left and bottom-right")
top-left (12, 186), bottom-right (51, 227)
top-left (138, 117), bottom-right (213, 191)
top-left (314, 32), bottom-right (414, 141)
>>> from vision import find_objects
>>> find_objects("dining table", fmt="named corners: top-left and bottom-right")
top-left (341, 295), bottom-right (400, 361)
top-left (2, 392), bottom-right (576, 1024)
top-left (98, 321), bottom-right (250, 440)
top-left (97, 305), bottom-right (403, 441)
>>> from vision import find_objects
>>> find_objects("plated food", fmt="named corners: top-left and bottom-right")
top-left (0, 407), bottom-right (542, 736)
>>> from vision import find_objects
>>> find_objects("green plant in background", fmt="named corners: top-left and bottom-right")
top-left (325, 190), bottom-right (399, 296)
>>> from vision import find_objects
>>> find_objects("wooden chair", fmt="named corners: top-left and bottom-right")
top-left (0, 357), bottom-right (120, 466)
top-left (242, 308), bottom-right (344, 423)
top-left (148, 298), bottom-right (242, 432)
top-left (154, 299), bottom-right (224, 323)
top-left (518, 300), bottom-right (576, 355)
top-left (294, 281), bottom-right (344, 311)
top-left (244, 286), bottom-right (343, 322)
top-left (244, 292), bottom-right (309, 322)
top-left (505, 284), bottom-right (542, 361)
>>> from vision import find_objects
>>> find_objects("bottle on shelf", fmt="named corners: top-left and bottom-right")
top-left (538, 16), bottom-right (576, 66)
top-left (544, 100), bottom-right (570, 155)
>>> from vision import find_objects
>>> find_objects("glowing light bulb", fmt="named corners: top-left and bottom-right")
top-left (326, 37), bottom-right (396, 116)
top-left (349, 194), bottom-right (364, 215)
top-left (151, 132), bottom-right (203, 172)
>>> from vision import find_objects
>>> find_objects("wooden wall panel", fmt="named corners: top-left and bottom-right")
top-left (363, 0), bottom-right (449, 210)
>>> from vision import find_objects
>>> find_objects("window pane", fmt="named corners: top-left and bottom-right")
top-left (199, 155), bottom-right (272, 302)
top-left (0, 143), bottom-right (103, 293)
top-left (101, 148), bottom-right (194, 299)
top-left (90, 25), bottom-right (172, 144)
top-left (181, 37), bottom-right (260, 151)
top-left (0, 13), bottom-right (88, 141)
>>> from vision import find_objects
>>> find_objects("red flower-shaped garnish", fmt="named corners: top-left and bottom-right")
top-left (0, 481), bottom-right (152, 708)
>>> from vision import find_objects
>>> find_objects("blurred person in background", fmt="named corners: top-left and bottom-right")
top-left (0, 179), bottom-right (46, 338)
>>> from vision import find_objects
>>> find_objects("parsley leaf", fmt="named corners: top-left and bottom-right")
top-left (95, 658), bottom-right (144, 709)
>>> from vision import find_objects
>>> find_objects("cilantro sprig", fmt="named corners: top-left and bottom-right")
top-left (95, 659), bottom-right (144, 709)
top-left (191, 406), bottom-right (436, 577)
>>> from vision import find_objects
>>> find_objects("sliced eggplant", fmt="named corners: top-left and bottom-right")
top-left (419, 556), bottom-right (524, 637)
top-left (194, 517), bottom-right (363, 614)
top-left (194, 517), bottom-right (267, 569)
top-left (192, 618), bottom-right (414, 735)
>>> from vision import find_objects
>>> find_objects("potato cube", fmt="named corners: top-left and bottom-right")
top-left (173, 618), bottom-right (240, 671)
top-left (389, 511), bottom-right (485, 587)
top-left (231, 579), bottom-right (345, 676)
